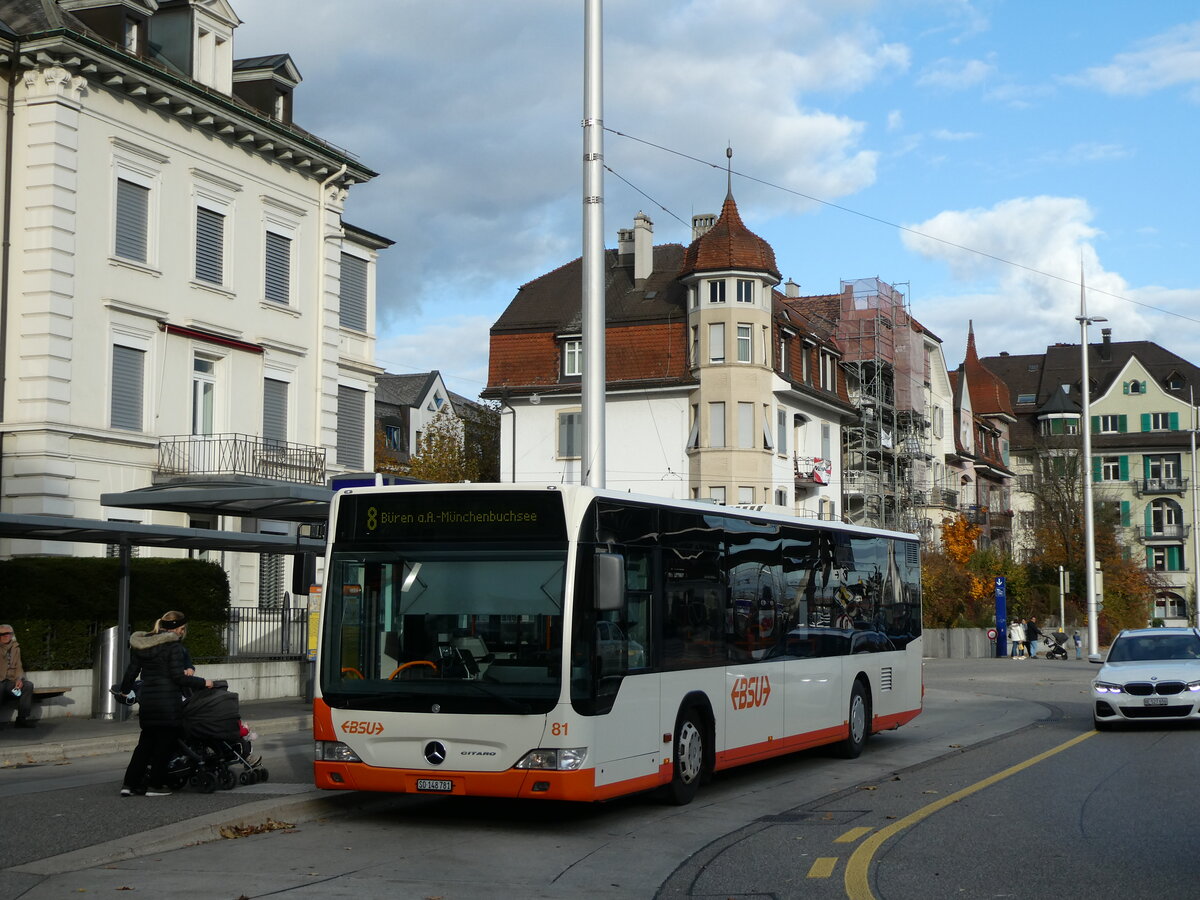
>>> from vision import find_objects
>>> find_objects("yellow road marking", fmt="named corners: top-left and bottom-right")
top-left (808, 857), bottom-right (839, 879)
top-left (835, 826), bottom-right (873, 844)
top-left (844, 730), bottom-right (1096, 900)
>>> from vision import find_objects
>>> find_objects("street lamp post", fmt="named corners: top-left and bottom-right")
top-left (1077, 270), bottom-right (1106, 661)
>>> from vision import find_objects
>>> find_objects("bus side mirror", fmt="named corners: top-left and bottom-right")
top-left (594, 552), bottom-right (625, 611)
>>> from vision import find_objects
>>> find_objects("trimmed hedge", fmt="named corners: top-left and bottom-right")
top-left (0, 557), bottom-right (230, 670)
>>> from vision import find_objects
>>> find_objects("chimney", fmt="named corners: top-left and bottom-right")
top-left (692, 213), bottom-right (717, 241)
top-left (1100, 327), bottom-right (1112, 361)
top-left (634, 212), bottom-right (653, 284)
top-left (784, 279), bottom-right (800, 299)
top-left (617, 227), bottom-right (634, 266)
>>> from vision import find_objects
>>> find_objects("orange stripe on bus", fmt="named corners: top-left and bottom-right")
top-left (313, 698), bottom-right (336, 741)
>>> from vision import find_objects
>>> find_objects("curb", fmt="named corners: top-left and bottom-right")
top-left (9, 788), bottom-right (397, 877)
top-left (0, 714), bottom-right (312, 767)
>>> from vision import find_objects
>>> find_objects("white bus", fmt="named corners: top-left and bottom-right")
top-left (313, 484), bottom-right (922, 804)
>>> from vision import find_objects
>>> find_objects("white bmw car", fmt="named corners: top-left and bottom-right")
top-left (1092, 627), bottom-right (1200, 730)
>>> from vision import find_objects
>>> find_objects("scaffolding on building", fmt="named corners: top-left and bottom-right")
top-left (837, 278), bottom-right (934, 533)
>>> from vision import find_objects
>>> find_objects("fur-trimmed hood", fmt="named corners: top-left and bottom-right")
top-left (129, 630), bottom-right (183, 652)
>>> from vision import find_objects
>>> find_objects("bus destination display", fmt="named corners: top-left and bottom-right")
top-left (334, 490), bottom-right (567, 543)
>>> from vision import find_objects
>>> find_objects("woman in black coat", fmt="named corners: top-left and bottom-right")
top-left (119, 611), bottom-right (210, 797)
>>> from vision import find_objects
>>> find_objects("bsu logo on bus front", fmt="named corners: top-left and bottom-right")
top-left (730, 674), bottom-right (771, 710)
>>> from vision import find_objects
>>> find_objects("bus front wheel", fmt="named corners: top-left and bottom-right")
top-left (667, 707), bottom-right (704, 805)
top-left (835, 680), bottom-right (870, 759)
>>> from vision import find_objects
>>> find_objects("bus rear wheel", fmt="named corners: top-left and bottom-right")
top-left (667, 707), bottom-right (704, 805)
top-left (835, 680), bottom-right (870, 759)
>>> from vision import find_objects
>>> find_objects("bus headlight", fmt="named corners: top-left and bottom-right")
top-left (514, 748), bottom-right (588, 771)
top-left (315, 740), bottom-right (362, 763)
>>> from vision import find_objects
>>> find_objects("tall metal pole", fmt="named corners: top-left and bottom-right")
top-left (1077, 268), bottom-right (1103, 660)
top-left (581, 0), bottom-right (606, 487)
top-left (1191, 388), bottom-right (1199, 625)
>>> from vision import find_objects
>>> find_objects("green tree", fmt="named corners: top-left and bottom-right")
top-left (401, 406), bottom-right (479, 483)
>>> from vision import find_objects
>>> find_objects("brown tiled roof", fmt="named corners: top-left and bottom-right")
top-left (961, 325), bottom-right (1015, 417)
top-left (679, 192), bottom-right (780, 281)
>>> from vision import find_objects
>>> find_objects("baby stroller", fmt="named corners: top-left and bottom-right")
top-left (165, 681), bottom-right (269, 793)
top-left (1043, 631), bottom-right (1069, 661)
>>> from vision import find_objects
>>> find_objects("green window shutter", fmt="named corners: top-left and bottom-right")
top-left (1144, 504), bottom-right (1153, 529)
top-left (1170, 412), bottom-right (1179, 430)
top-left (1091, 416), bottom-right (1100, 434)
top-left (1140, 413), bottom-right (1150, 432)
top-left (1143, 456), bottom-right (1152, 479)
top-left (1141, 381), bottom-right (1148, 393)
top-left (1123, 381), bottom-right (1130, 394)
top-left (1121, 500), bottom-right (1130, 527)
top-left (1119, 456), bottom-right (1129, 480)
top-left (1092, 456), bottom-right (1102, 482)
top-left (1146, 548), bottom-right (1153, 570)
top-left (1169, 546), bottom-right (1183, 570)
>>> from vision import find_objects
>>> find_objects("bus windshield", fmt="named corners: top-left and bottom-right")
top-left (321, 548), bottom-right (567, 715)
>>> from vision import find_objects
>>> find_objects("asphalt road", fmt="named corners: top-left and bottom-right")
top-left (5, 657), bottom-right (1187, 899)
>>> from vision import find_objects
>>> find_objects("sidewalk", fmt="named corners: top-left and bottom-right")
top-left (0, 695), bottom-right (312, 767)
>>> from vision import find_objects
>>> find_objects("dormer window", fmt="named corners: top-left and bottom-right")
top-left (123, 16), bottom-right (145, 54)
top-left (561, 337), bottom-right (582, 378)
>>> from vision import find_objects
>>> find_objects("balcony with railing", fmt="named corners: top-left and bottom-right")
top-left (1134, 477), bottom-right (1188, 497)
top-left (959, 505), bottom-right (988, 525)
top-left (1136, 524), bottom-right (1192, 542)
top-left (158, 434), bottom-right (327, 486)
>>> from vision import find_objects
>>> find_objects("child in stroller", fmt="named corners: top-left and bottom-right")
top-left (113, 679), bottom-right (268, 792)
top-left (166, 680), bottom-right (269, 792)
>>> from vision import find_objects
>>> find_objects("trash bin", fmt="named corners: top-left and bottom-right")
top-left (93, 625), bottom-right (129, 721)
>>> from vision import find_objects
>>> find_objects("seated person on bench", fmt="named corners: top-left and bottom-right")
top-left (0, 625), bottom-right (34, 728)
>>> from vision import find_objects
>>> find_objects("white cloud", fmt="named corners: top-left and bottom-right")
top-left (376, 316), bottom-right (497, 401)
top-left (899, 196), bottom-right (1200, 365)
top-left (916, 57), bottom-right (995, 90)
top-left (1069, 21), bottom-right (1200, 96)
top-left (886, 109), bottom-right (904, 131)
top-left (931, 128), bottom-right (979, 141)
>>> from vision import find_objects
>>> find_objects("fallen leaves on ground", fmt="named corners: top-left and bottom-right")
top-left (219, 817), bottom-right (294, 839)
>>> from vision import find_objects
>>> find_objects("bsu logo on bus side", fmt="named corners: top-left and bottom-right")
top-left (730, 674), bottom-right (771, 710)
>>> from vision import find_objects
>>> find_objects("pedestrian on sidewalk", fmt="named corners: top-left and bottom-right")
top-left (1026, 616), bottom-right (1041, 659)
top-left (1009, 619), bottom-right (1026, 659)
top-left (118, 611), bottom-right (211, 797)
top-left (1073, 631), bottom-right (1082, 660)
top-left (0, 625), bottom-right (35, 728)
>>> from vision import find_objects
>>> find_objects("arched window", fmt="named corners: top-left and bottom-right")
top-left (1148, 498), bottom-right (1183, 536)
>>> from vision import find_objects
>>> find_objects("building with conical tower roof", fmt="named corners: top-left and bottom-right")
top-left (484, 190), bottom-right (854, 516)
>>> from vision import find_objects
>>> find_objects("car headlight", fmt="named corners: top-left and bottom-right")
top-left (514, 747), bottom-right (588, 771)
top-left (315, 740), bottom-right (362, 763)
top-left (1093, 681), bottom-right (1125, 694)
top-left (1187, 681), bottom-right (1200, 693)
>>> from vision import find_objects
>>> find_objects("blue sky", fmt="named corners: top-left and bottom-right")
top-left (236, 1), bottom-right (1200, 400)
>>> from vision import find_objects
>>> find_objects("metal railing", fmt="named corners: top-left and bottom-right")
top-left (1136, 524), bottom-right (1191, 542)
top-left (158, 434), bottom-right (327, 485)
top-left (1134, 477), bottom-right (1189, 496)
top-left (221, 607), bottom-right (309, 658)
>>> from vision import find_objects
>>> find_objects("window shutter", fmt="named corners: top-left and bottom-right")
top-left (1092, 456), bottom-right (1101, 483)
top-left (336, 386), bottom-right (366, 468)
top-left (1091, 416), bottom-right (1099, 434)
top-left (264, 232), bottom-right (291, 303)
top-left (1119, 456), bottom-right (1129, 481)
top-left (1170, 412), bottom-right (1179, 430)
top-left (1123, 381), bottom-right (1129, 394)
top-left (115, 179), bottom-right (148, 263)
top-left (1121, 500), bottom-right (1130, 526)
top-left (1118, 415), bottom-right (1127, 433)
top-left (110, 345), bottom-right (144, 431)
top-left (1140, 413), bottom-right (1151, 432)
top-left (1143, 456), bottom-right (1151, 478)
top-left (558, 412), bottom-right (581, 457)
top-left (1169, 546), bottom-right (1183, 570)
top-left (1145, 504), bottom-right (1154, 529)
top-left (195, 206), bottom-right (224, 283)
top-left (340, 253), bottom-right (368, 331)
top-left (777, 409), bottom-right (788, 455)
top-left (263, 379), bottom-right (288, 444)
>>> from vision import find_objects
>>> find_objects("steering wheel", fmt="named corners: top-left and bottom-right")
top-left (340, 667), bottom-right (364, 680)
top-left (389, 660), bottom-right (437, 680)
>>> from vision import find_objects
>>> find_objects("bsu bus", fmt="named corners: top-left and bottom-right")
top-left (313, 484), bottom-right (922, 804)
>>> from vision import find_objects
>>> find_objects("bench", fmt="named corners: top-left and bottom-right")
top-left (31, 687), bottom-right (71, 702)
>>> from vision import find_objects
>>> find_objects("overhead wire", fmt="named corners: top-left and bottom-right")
top-left (603, 126), bottom-right (1200, 326)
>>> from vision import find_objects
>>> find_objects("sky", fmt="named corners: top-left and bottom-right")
top-left (235, 1), bottom-right (1200, 401)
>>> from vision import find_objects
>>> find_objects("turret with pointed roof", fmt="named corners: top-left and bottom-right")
top-left (679, 191), bottom-right (781, 281)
